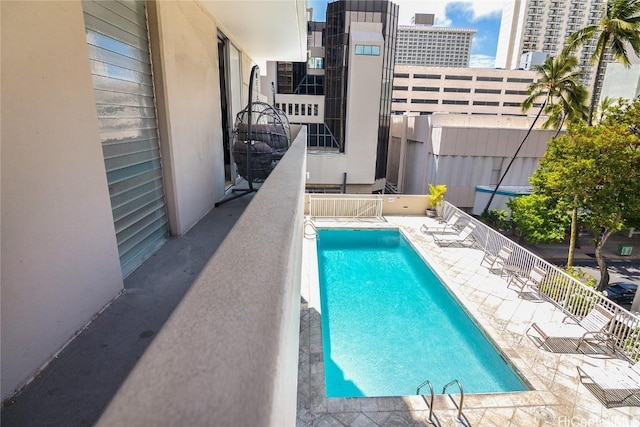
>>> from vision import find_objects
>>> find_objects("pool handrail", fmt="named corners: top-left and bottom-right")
top-left (442, 379), bottom-right (464, 421)
top-left (416, 379), bottom-right (435, 424)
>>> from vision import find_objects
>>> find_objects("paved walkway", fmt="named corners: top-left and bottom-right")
top-left (297, 216), bottom-right (640, 426)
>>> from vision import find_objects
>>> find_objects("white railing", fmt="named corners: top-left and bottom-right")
top-left (309, 196), bottom-right (383, 219)
top-left (440, 201), bottom-right (640, 361)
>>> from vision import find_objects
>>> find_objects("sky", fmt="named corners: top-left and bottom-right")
top-left (307, 0), bottom-right (504, 68)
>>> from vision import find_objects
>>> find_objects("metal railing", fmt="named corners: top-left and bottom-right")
top-left (308, 195), bottom-right (383, 219)
top-left (440, 201), bottom-right (640, 361)
top-left (304, 218), bottom-right (317, 240)
top-left (416, 380), bottom-right (435, 425)
top-left (442, 380), bottom-right (464, 422)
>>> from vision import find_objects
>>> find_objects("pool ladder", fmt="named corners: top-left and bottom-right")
top-left (416, 379), bottom-right (466, 425)
top-left (304, 218), bottom-right (318, 240)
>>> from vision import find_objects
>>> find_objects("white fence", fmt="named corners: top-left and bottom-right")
top-left (439, 201), bottom-right (640, 361)
top-left (308, 196), bottom-right (383, 219)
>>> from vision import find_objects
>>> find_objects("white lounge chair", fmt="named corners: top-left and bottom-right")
top-left (420, 212), bottom-right (461, 235)
top-left (507, 265), bottom-right (547, 297)
top-left (480, 245), bottom-right (513, 274)
top-left (526, 304), bottom-right (615, 350)
top-left (577, 361), bottom-right (640, 408)
top-left (432, 223), bottom-right (476, 247)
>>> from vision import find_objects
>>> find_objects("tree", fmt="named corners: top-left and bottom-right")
top-left (522, 56), bottom-right (589, 132)
top-left (546, 88), bottom-right (589, 138)
top-left (483, 55), bottom-right (588, 213)
top-left (564, 0), bottom-right (640, 125)
top-left (530, 116), bottom-right (640, 291)
top-left (595, 96), bottom-right (619, 124)
top-left (601, 96), bottom-right (640, 136)
top-left (508, 194), bottom-right (571, 244)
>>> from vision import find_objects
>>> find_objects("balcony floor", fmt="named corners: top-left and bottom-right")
top-left (1, 195), bottom-right (251, 427)
top-left (297, 216), bottom-right (640, 426)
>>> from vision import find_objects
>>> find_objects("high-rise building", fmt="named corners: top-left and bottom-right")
top-left (325, 0), bottom-right (399, 179)
top-left (396, 14), bottom-right (475, 68)
top-left (276, 21), bottom-right (325, 96)
top-left (496, 0), bottom-right (609, 98)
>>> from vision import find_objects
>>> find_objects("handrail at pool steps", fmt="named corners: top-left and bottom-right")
top-left (416, 379), bottom-right (435, 425)
top-left (442, 379), bottom-right (465, 422)
top-left (441, 201), bottom-right (640, 361)
top-left (304, 217), bottom-right (318, 240)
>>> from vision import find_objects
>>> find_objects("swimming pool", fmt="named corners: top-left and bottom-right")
top-left (317, 228), bottom-right (529, 398)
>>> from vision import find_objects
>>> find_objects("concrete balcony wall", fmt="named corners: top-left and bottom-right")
top-left (98, 126), bottom-right (307, 426)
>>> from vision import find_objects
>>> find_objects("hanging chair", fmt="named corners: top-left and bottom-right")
top-left (232, 101), bottom-right (291, 182)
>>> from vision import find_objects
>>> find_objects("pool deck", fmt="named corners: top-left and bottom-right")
top-left (297, 216), bottom-right (640, 427)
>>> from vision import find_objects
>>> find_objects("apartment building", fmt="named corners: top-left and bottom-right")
top-left (496, 0), bottom-right (608, 97)
top-left (391, 66), bottom-right (541, 116)
top-left (396, 16), bottom-right (475, 68)
top-left (2, 1), bottom-right (306, 422)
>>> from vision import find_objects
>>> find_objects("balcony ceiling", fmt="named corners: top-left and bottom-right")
top-left (199, 0), bottom-right (307, 63)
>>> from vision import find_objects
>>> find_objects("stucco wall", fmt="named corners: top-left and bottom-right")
top-left (1, 0), bottom-right (123, 398)
top-left (150, 1), bottom-right (225, 235)
top-left (390, 114), bottom-right (556, 209)
top-left (388, 114), bottom-right (430, 194)
top-left (430, 116), bottom-right (554, 208)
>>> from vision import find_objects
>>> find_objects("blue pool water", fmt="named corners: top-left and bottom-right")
top-left (317, 228), bottom-right (528, 398)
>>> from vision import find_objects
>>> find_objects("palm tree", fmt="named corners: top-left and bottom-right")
top-left (563, 0), bottom-right (640, 125)
top-left (542, 85), bottom-right (589, 137)
top-left (483, 55), bottom-right (588, 213)
top-left (595, 95), bottom-right (619, 123)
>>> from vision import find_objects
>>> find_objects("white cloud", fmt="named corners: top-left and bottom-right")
top-left (394, 0), bottom-right (504, 25)
top-left (469, 54), bottom-right (496, 68)
top-left (472, 34), bottom-right (486, 49)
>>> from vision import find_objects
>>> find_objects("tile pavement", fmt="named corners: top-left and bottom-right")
top-left (297, 216), bottom-right (640, 426)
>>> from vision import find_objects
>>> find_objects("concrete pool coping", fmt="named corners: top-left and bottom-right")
top-left (297, 216), bottom-right (640, 426)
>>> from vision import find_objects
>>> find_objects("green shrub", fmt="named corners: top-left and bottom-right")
top-left (538, 266), bottom-right (601, 315)
top-left (563, 267), bottom-right (601, 315)
top-left (479, 209), bottom-right (511, 232)
top-left (623, 328), bottom-right (640, 362)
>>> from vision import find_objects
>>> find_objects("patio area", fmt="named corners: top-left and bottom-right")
top-left (297, 215), bottom-right (640, 426)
